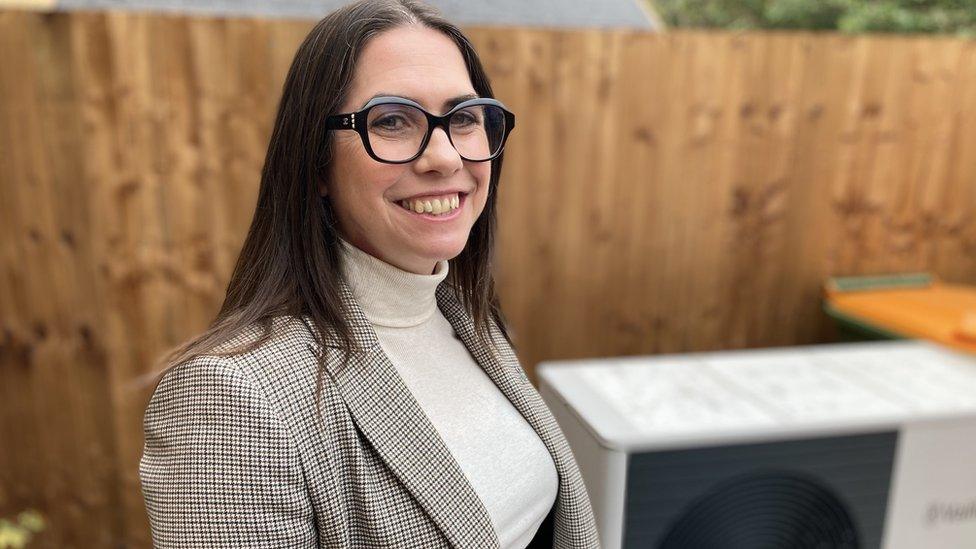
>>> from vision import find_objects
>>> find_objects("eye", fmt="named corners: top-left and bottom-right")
top-left (372, 115), bottom-right (407, 130)
top-left (451, 111), bottom-right (481, 127)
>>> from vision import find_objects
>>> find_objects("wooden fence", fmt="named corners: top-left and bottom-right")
top-left (2, 8), bottom-right (975, 547)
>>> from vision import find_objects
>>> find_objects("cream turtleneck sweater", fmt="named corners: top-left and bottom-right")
top-left (337, 236), bottom-right (558, 549)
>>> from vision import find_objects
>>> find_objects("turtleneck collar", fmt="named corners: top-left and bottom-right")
top-left (337, 235), bottom-right (449, 328)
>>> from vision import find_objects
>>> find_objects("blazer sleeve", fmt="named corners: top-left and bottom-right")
top-left (139, 355), bottom-right (317, 548)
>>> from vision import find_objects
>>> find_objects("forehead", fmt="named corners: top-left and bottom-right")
top-left (345, 26), bottom-right (476, 113)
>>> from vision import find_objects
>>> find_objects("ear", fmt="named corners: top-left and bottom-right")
top-left (318, 181), bottom-right (328, 197)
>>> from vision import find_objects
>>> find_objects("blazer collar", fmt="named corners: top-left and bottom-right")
top-left (300, 278), bottom-right (577, 548)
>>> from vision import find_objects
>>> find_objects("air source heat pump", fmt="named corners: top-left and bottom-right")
top-left (537, 340), bottom-right (976, 549)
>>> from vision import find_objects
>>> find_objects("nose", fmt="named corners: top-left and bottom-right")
top-left (413, 126), bottom-right (463, 175)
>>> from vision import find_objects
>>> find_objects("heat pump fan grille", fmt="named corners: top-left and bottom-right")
top-left (658, 471), bottom-right (859, 549)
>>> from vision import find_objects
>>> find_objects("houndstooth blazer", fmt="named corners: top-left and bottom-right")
top-left (139, 277), bottom-right (602, 548)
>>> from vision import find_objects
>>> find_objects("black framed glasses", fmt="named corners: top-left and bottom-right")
top-left (325, 96), bottom-right (516, 164)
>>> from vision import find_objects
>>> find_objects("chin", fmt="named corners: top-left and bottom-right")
top-left (418, 238), bottom-right (466, 262)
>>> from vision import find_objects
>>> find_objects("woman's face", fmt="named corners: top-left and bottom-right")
top-left (324, 25), bottom-right (491, 275)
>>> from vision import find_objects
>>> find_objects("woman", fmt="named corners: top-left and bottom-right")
top-left (138, 1), bottom-right (600, 547)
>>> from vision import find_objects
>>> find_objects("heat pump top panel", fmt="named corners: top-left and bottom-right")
top-left (537, 340), bottom-right (976, 453)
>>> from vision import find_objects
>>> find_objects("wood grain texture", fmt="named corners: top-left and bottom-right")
top-left (470, 27), bottom-right (976, 370)
top-left (2, 10), bottom-right (975, 547)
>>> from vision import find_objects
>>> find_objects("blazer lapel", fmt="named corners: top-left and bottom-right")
top-left (435, 282), bottom-right (600, 548)
top-left (302, 279), bottom-right (499, 549)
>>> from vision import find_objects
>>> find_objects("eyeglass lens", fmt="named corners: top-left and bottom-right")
top-left (365, 103), bottom-right (507, 162)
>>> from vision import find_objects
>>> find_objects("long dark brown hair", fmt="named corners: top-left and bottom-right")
top-left (145, 0), bottom-right (513, 389)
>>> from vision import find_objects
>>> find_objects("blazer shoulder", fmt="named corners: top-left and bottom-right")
top-left (208, 314), bottom-right (316, 360)
top-left (209, 315), bottom-right (325, 416)
top-left (146, 316), bottom-right (326, 429)
top-left (145, 314), bottom-right (346, 473)
top-left (143, 352), bottom-right (284, 435)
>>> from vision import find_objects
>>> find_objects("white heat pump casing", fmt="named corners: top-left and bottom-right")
top-left (537, 340), bottom-right (976, 549)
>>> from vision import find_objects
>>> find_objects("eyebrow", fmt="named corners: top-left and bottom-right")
top-left (362, 92), bottom-right (481, 111)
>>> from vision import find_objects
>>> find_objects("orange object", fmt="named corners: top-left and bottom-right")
top-left (824, 274), bottom-right (976, 355)
top-left (958, 311), bottom-right (976, 344)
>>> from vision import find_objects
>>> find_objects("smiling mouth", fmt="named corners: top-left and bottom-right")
top-left (395, 192), bottom-right (468, 216)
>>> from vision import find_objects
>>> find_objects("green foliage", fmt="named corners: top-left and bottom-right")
top-left (0, 510), bottom-right (46, 549)
top-left (652, 0), bottom-right (976, 36)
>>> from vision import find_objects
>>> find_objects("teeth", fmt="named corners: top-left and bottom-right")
top-left (399, 192), bottom-right (462, 216)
